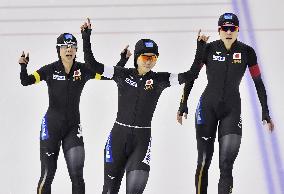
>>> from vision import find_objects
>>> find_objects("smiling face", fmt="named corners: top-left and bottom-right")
top-left (59, 45), bottom-right (77, 63)
top-left (219, 24), bottom-right (239, 46)
top-left (136, 53), bottom-right (158, 75)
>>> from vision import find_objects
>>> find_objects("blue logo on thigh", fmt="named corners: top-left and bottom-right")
top-left (142, 137), bottom-right (152, 166)
top-left (196, 98), bottom-right (204, 125)
top-left (105, 133), bottom-right (113, 163)
top-left (41, 115), bottom-right (49, 140)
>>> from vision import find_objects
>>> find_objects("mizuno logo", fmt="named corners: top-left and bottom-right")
top-left (213, 55), bottom-right (225, 61)
top-left (142, 137), bottom-right (152, 165)
top-left (108, 175), bottom-right (115, 179)
top-left (46, 152), bottom-right (55, 157)
top-left (202, 137), bottom-right (211, 141)
top-left (125, 78), bottom-right (138, 87)
top-left (77, 124), bottom-right (83, 138)
top-left (238, 116), bottom-right (242, 128)
top-left (216, 52), bottom-right (221, 55)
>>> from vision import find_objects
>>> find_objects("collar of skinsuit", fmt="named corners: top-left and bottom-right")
top-left (134, 39), bottom-right (159, 68)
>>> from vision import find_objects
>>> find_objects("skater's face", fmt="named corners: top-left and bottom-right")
top-left (219, 24), bottom-right (238, 45)
top-left (137, 53), bottom-right (157, 74)
top-left (59, 44), bottom-right (77, 63)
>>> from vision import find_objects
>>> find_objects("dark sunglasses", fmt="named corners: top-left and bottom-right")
top-left (220, 25), bottom-right (239, 32)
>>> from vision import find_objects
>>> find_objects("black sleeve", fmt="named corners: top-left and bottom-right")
top-left (116, 49), bottom-right (129, 67)
top-left (247, 47), bottom-right (271, 122)
top-left (82, 29), bottom-right (105, 75)
top-left (82, 29), bottom-right (126, 81)
top-left (155, 72), bottom-right (171, 90)
top-left (178, 81), bottom-right (194, 114)
top-left (177, 42), bottom-right (208, 115)
top-left (177, 39), bottom-right (206, 84)
top-left (20, 64), bottom-right (48, 86)
top-left (97, 48), bottom-right (129, 80)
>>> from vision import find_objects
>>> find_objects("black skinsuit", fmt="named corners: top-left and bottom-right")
top-left (82, 29), bottom-right (205, 194)
top-left (178, 39), bottom-right (271, 194)
top-left (20, 53), bottom-right (128, 194)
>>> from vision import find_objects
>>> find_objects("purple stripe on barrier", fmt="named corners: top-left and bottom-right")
top-left (241, 0), bottom-right (284, 193)
top-left (231, 0), bottom-right (276, 193)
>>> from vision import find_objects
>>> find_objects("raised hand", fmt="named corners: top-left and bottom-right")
top-left (121, 45), bottom-right (132, 58)
top-left (197, 29), bottom-right (210, 42)
top-left (19, 51), bottom-right (29, 65)
top-left (81, 17), bottom-right (92, 32)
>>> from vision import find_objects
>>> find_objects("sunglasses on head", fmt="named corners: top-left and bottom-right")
top-left (139, 54), bottom-right (158, 62)
top-left (220, 25), bottom-right (239, 32)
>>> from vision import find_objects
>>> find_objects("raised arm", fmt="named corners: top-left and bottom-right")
top-left (81, 18), bottom-right (127, 81)
top-left (247, 47), bottom-right (274, 132)
top-left (177, 30), bottom-right (208, 85)
top-left (81, 19), bottom-right (105, 76)
top-left (177, 30), bottom-right (209, 124)
top-left (19, 52), bottom-right (47, 86)
top-left (116, 45), bottom-right (131, 67)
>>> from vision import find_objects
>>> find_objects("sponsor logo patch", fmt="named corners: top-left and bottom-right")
top-left (41, 115), bottom-right (49, 140)
top-left (213, 55), bottom-right (226, 62)
top-left (238, 116), bottom-right (242, 129)
top-left (105, 133), bottom-right (113, 163)
top-left (145, 42), bottom-right (154, 48)
top-left (125, 77), bottom-right (138, 87)
top-left (224, 13), bottom-right (233, 20)
top-left (196, 98), bottom-right (204, 125)
top-left (53, 74), bottom-right (66, 80)
top-left (77, 124), bottom-right (83, 138)
top-left (142, 137), bottom-right (152, 165)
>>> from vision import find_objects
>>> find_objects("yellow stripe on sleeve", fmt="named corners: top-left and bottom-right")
top-left (94, 73), bottom-right (102, 80)
top-left (32, 71), bottom-right (41, 84)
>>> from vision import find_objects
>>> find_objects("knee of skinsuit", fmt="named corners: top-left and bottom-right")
top-left (69, 172), bottom-right (85, 187)
top-left (68, 166), bottom-right (85, 193)
top-left (219, 158), bottom-right (233, 178)
top-left (64, 146), bottom-right (85, 187)
top-left (38, 158), bottom-right (57, 189)
top-left (126, 170), bottom-right (149, 194)
top-left (102, 185), bottom-right (119, 194)
top-left (37, 168), bottom-right (56, 194)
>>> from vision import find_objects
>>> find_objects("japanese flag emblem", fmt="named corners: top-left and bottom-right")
top-left (233, 53), bottom-right (241, 60)
top-left (145, 79), bottom-right (153, 86)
